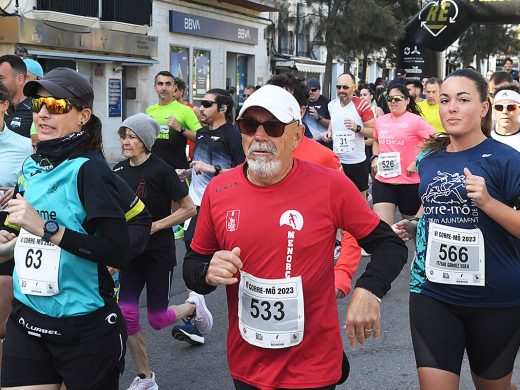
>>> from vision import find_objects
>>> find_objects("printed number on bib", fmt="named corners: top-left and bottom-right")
top-left (377, 152), bottom-right (401, 178)
top-left (14, 228), bottom-right (61, 296)
top-left (425, 222), bottom-right (485, 286)
top-left (238, 271), bottom-right (304, 349)
top-left (333, 131), bottom-right (355, 154)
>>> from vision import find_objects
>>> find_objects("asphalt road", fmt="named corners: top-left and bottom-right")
top-left (119, 241), bottom-right (520, 390)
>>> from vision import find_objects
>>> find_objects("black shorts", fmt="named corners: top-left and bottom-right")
top-left (371, 179), bottom-right (421, 216)
top-left (1, 299), bottom-right (127, 390)
top-left (409, 293), bottom-right (520, 379)
top-left (341, 160), bottom-right (369, 192)
top-left (0, 260), bottom-right (14, 276)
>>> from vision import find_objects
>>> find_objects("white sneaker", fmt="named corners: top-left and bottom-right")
top-left (186, 291), bottom-right (213, 335)
top-left (361, 249), bottom-right (370, 257)
top-left (127, 372), bottom-right (159, 390)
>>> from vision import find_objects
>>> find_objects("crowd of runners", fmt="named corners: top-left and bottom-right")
top-left (0, 53), bottom-right (520, 390)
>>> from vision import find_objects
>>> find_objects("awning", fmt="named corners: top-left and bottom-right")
top-left (27, 49), bottom-right (158, 66)
top-left (295, 62), bottom-right (325, 74)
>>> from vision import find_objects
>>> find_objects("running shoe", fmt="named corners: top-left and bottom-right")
top-left (171, 318), bottom-right (205, 345)
top-left (334, 240), bottom-right (341, 261)
top-left (361, 249), bottom-right (370, 257)
top-left (186, 291), bottom-right (213, 335)
top-left (127, 372), bottom-right (159, 390)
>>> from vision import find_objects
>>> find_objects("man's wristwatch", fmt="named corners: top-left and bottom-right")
top-left (214, 165), bottom-right (222, 175)
top-left (317, 115), bottom-right (322, 121)
top-left (179, 127), bottom-right (186, 134)
top-left (355, 125), bottom-right (362, 133)
top-left (42, 220), bottom-right (59, 242)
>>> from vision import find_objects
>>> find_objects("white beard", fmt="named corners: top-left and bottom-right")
top-left (246, 141), bottom-right (281, 178)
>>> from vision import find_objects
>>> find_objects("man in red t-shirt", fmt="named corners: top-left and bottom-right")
top-left (183, 85), bottom-right (407, 390)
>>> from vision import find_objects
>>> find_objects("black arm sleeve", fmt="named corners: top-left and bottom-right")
top-left (354, 220), bottom-right (409, 299)
top-left (59, 217), bottom-right (131, 269)
top-left (183, 247), bottom-right (217, 295)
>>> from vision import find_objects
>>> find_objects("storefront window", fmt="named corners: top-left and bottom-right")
top-left (170, 46), bottom-right (190, 84)
top-left (193, 49), bottom-right (210, 102)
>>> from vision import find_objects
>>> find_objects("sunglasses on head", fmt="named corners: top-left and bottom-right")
top-left (32, 96), bottom-right (75, 115)
top-left (494, 103), bottom-right (519, 112)
top-left (336, 84), bottom-right (354, 90)
top-left (237, 118), bottom-right (298, 138)
top-left (309, 88), bottom-right (319, 92)
top-left (387, 95), bottom-right (406, 103)
top-left (200, 100), bottom-right (217, 108)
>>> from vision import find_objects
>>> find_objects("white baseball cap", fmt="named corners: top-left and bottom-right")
top-left (237, 84), bottom-right (302, 123)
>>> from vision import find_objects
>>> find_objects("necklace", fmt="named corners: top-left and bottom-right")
top-left (446, 137), bottom-right (486, 153)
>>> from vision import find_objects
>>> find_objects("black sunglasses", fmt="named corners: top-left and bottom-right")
top-left (494, 103), bottom-right (519, 112)
top-left (237, 118), bottom-right (298, 137)
top-left (200, 100), bottom-right (217, 108)
top-left (309, 88), bottom-right (319, 92)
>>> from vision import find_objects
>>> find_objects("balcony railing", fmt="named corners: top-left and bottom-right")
top-left (36, 0), bottom-right (98, 17)
top-left (36, 0), bottom-right (152, 26)
top-left (102, 0), bottom-right (152, 26)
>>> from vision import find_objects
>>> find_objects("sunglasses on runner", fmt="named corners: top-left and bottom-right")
top-left (387, 95), bottom-right (406, 103)
top-left (493, 103), bottom-right (519, 112)
top-left (237, 118), bottom-right (298, 137)
top-left (336, 84), bottom-right (354, 90)
top-left (32, 97), bottom-right (74, 114)
top-left (200, 100), bottom-right (217, 108)
top-left (309, 88), bottom-right (319, 92)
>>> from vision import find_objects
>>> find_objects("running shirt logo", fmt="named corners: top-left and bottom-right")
top-left (279, 210), bottom-right (304, 231)
top-left (422, 171), bottom-right (466, 205)
top-left (136, 180), bottom-right (147, 199)
top-left (105, 313), bottom-right (118, 324)
top-left (211, 136), bottom-right (220, 141)
top-left (226, 210), bottom-right (240, 231)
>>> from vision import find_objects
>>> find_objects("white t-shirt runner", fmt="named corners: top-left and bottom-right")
top-left (328, 96), bottom-right (374, 164)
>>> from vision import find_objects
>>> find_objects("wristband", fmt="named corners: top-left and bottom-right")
top-left (408, 216), bottom-right (420, 222)
top-left (370, 154), bottom-right (379, 161)
top-left (317, 115), bottom-right (322, 121)
top-left (355, 125), bottom-right (362, 133)
top-left (180, 127), bottom-right (186, 134)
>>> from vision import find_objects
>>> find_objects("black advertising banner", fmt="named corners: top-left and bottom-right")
top-left (405, 0), bottom-right (472, 51)
top-left (397, 36), bottom-right (439, 80)
top-left (406, 0), bottom-right (520, 52)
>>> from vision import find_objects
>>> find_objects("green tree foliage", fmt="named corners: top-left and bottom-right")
top-left (456, 24), bottom-right (520, 71)
top-left (305, 0), bottom-right (418, 94)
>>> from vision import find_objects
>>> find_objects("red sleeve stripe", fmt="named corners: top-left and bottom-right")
top-left (353, 97), bottom-right (375, 122)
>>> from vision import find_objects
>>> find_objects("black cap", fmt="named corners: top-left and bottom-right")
top-left (24, 67), bottom-right (94, 108)
top-left (397, 69), bottom-right (406, 76)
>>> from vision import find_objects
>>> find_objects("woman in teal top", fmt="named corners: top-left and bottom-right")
top-left (1, 68), bottom-right (131, 390)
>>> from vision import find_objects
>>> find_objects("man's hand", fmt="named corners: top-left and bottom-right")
top-left (344, 118), bottom-right (357, 132)
top-left (176, 168), bottom-right (192, 181)
top-left (392, 219), bottom-right (416, 242)
top-left (346, 287), bottom-right (381, 347)
top-left (309, 106), bottom-right (319, 120)
top-left (0, 187), bottom-right (14, 209)
top-left (167, 115), bottom-right (182, 132)
top-left (205, 247), bottom-right (243, 286)
top-left (336, 288), bottom-right (346, 299)
top-left (190, 160), bottom-right (216, 175)
top-left (7, 194), bottom-right (44, 236)
top-left (322, 131), bottom-right (332, 143)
